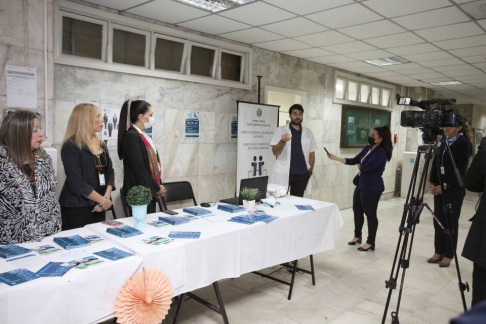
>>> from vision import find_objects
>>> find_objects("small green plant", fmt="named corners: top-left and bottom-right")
top-left (240, 187), bottom-right (260, 201)
top-left (126, 186), bottom-right (152, 206)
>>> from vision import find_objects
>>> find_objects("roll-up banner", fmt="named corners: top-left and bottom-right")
top-left (236, 101), bottom-right (279, 194)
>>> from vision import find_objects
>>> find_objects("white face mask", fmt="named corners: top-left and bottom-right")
top-left (143, 115), bottom-right (154, 129)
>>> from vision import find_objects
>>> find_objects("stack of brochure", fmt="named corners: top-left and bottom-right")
top-left (182, 207), bottom-right (213, 216)
top-left (158, 215), bottom-right (190, 225)
top-left (217, 204), bottom-right (246, 213)
top-left (53, 235), bottom-right (91, 250)
top-left (0, 244), bottom-right (34, 260)
top-left (94, 248), bottom-right (134, 261)
top-left (295, 205), bottom-right (315, 211)
top-left (0, 269), bottom-right (36, 286)
top-left (106, 225), bottom-right (143, 238)
top-left (229, 214), bottom-right (279, 225)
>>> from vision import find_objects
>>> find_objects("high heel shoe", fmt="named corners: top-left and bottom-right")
top-left (348, 237), bottom-right (362, 245)
top-left (427, 255), bottom-right (444, 264)
top-left (358, 244), bottom-right (375, 251)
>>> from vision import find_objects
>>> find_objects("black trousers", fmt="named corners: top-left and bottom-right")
top-left (289, 173), bottom-right (310, 198)
top-left (433, 187), bottom-right (465, 259)
top-left (473, 263), bottom-right (486, 306)
top-left (61, 206), bottom-right (106, 230)
top-left (353, 186), bottom-right (382, 245)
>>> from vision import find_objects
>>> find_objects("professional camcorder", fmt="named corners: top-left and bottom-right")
top-left (398, 97), bottom-right (457, 128)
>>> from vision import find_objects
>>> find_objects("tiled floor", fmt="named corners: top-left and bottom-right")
top-left (161, 193), bottom-right (479, 324)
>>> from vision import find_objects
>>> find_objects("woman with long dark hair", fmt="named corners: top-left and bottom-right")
top-left (0, 111), bottom-right (61, 244)
top-left (428, 115), bottom-right (472, 267)
top-left (328, 126), bottom-right (393, 252)
top-left (118, 100), bottom-right (166, 214)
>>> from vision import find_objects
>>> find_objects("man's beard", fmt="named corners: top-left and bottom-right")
top-left (291, 119), bottom-right (301, 125)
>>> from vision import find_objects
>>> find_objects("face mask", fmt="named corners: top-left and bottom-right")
top-left (143, 115), bottom-right (154, 129)
top-left (367, 136), bottom-right (376, 145)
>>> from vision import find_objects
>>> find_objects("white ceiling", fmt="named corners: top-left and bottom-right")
top-left (82, 0), bottom-right (486, 105)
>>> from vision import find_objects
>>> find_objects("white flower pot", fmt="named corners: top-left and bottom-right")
top-left (243, 200), bottom-right (255, 211)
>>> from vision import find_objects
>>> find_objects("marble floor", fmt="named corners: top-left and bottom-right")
top-left (161, 193), bottom-right (479, 324)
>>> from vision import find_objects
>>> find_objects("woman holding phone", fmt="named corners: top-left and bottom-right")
top-left (328, 126), bottom-right (393, 251)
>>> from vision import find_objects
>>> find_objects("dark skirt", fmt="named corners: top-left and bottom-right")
top-left (61, 206), bottom-right (106, 230)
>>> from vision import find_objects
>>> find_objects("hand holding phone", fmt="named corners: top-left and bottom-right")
top-left (324, 147), bottom-right (331, 155)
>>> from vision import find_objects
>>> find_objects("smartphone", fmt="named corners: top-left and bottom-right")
top-left (324, 147), bottom-right (331, 155)
top-left (162, 209), bottom-right (178, 215)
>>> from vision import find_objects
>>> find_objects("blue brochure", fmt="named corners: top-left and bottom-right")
top-left (83, 235), bottom-right (104, 244)
top-left (54, 235), bottom-right (91, 250)
top-left (295, 205), bottom-right (315, 211)
top-left (94, 248), bottom-right (134, 261)
top-left (168, 231), bottom-right (201, 239)
top-left (35, 262), bottom-right (71, 278)
top-left (229, 214), bottom-right (279, 225)
top-left (147, 220), bottom-right (169, 228)
top-left (106, 225), bottom-right (143, 238)
top-left (182, 207), bottom-right (212, 216)
top-left (0, 244), bottom-right (34, 260)
top-left (217, 204), bottom-right (246, 213)
top-left (158, 215), bottom-right (189, 226)
top-left (140, 236), bottom-right (174, 246)
top-left (33, 245), bottom-right (61, 256)
top-left (0, 269), bottom-right (36, 286)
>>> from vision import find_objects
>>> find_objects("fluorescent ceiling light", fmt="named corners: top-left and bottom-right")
top-left (429, 81), bottom-right (463, 85)
top-left (363, 56), bottom-right (411, 66)
top-left (175, 0), bottom-right (256, 12)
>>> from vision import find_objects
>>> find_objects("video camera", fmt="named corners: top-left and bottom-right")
top-left (398, 97), bottom-right (457, 128)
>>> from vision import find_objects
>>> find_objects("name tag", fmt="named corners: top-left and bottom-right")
top-left (99, 174), bottom-right (106, 186)
top-left (440, 166), bottom-right (445, 175)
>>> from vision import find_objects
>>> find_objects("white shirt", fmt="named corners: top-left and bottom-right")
top-left (270, 124), bottom-right (317, 194)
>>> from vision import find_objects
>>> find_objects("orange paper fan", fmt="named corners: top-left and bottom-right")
top-left (115, 268), bottom-right (173, 324)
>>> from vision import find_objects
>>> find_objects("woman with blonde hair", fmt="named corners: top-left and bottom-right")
top-left (59, 104), bottom-right (115, 230)
top-left (0, 111), bottom-right (61, 244)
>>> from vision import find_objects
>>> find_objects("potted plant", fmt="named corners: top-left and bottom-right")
top-left (240, 187), bottom-right (260, 211)
top-left (126, 186), bottom-right (152, 229)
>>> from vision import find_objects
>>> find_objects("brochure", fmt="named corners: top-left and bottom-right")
top-left (83, 235), bottom-right (104, 244)
top-left (140, 236), bottom-right (174, 246)
top-left (295, 205), bottom-right (315, 211)
top-left (0, 244), bottom-right (34, 260)
top-left (94, 248), bottom-right (134, 261)
top-left (33, 245), bottom-right (61, 256)
top-left (106, 225), bottom-right (143, 238)
top-left (53, 235), bottom-right (91, 250)
top-left (182, 207), bottom-right (213, 216)
top-left (61, 256), bottom-right (104, 269)
top-left (102, 220), bottom-right (124, 227)
top-left (217, 204), bottom-right (246, 213)
top-left (34, 262), bottom-right (71, 278)
top-left (168, 231), bottom-right (201, 239)
top-left (0, 269), bottom-right (36, 286)
top-left (158, 215), bottom-right (189, 226)
top-left (147, 220), bottom-right (169, 228)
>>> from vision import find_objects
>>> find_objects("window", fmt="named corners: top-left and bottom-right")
top-left (360, 84), bottom-right (370, 103)
top-left (112, 26), bottom-right (148, 67)
top-left (371, 87), bottom-right (380, 105)
top-left (190, 44), bottom-right (216, 77)
top-left (154, 36), bottom-right (186, 73)
top-left (382, 89), bottom-right (391, 106)
top-left (347, 82), bottom-right (358, 101)
top-left (55, 2), bottom-right (252, 90)
top-left (335, 78), bottom-right (345, 99)
top-left (61, 14), bottom-right (106, 60)
top-left (221, 51), bottom-right (243, 82)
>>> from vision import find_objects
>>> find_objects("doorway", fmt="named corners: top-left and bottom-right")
top-left (265, 86), bottom-right (307, 127)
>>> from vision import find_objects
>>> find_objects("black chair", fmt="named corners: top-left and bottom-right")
top-left (160, 181), bottom-right (197, 210)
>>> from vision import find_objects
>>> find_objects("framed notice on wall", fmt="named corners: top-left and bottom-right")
top-left (341, 105), bottom-right (391, 148)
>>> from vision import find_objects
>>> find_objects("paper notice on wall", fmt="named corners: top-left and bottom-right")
top-left (185, 111), bottom-right (199, 138)
top-left (6, 65), bottom-right (37, 108)
top-left (231, 114), bottom-right (237, 138)
top-left (375, 119), bottom-right (381, 126)
top-left (101, 108), bottom-right (120, 149)
top-left (348, 116), bottom-right (355, 135)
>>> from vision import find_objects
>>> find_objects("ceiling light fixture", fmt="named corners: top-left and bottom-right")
top-left (429, 81), bottom-right (463, 86)
top-left (363, 56), bottom-right (411, 66)
top-left (175, 0), bottom-right (255, 12)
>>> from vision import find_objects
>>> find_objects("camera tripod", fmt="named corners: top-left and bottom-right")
top-left (382, 133), bottom-right (469, 323)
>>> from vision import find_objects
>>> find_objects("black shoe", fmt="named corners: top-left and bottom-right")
top-left (427, 255), bottom-right (444, 264)
top-left (358, 244), bottom-right (375, 251)
top-left (348, 237), bottom-right (362, 245)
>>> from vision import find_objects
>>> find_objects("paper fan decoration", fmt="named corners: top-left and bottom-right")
top-left (115, 268), bottom-right (173, 324)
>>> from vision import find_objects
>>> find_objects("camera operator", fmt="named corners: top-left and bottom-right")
top-left (462, 136), bottom-right (486, 306)
top-left (428, 115), bottom-right (473, 267)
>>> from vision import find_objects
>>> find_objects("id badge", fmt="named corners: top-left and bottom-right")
top-left (99, 173), bottom-right (106, 186)
top-left (440, 166), bottom-right (445, 175)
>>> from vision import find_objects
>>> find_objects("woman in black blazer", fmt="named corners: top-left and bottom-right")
top-left (463, 136), bottom-right (486, 306)
top-left (428, 115), bottom-right (472, 267)
top-left (118, 100), bottom-right (166, 213)
top-left (60, 104), bottom-right (115, 230)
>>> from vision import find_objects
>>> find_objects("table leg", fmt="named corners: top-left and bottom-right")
top-left (172, 293), bottom-right (185, 324)
top-left (310, 255), bottom-right (316, 286)
top-left (213, 282), bottom-right (229, 324)
top-left (287, 260), bottom-right (299, 300)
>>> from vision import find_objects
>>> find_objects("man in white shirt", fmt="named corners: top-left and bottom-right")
top-left (270, 104), bottom-right (317, 197)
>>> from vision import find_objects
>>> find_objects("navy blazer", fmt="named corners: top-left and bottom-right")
top-left (345, 145), bottom-right (387, 193)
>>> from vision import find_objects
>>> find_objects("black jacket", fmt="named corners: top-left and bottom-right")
top-left (430, 136), bottom-right (472, 188)
top-left (462, 137), bottom-right (486, 268)
top-left (121, 129), bottom-right (161, 197)
top-left (59, 141), bottom-right (115, 208)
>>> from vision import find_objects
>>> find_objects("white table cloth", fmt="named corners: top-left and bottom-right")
top-left (0, 228), bottom-right (143, 324)
top-left (0, 196), bottom-right (343, 324)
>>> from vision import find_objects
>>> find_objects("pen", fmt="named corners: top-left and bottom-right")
top-left (6, 254), bottom-right (36, 262)
top-left (263, 202), bottom-right (274, 208)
